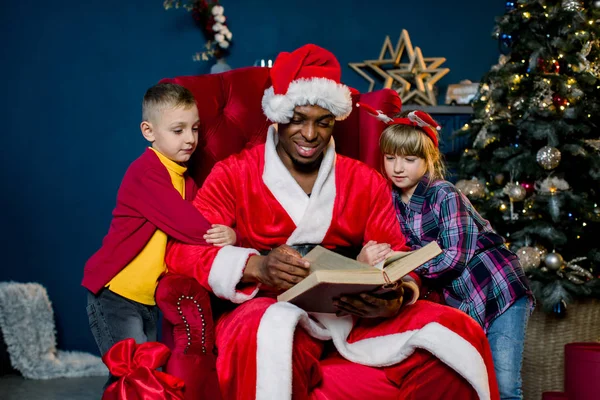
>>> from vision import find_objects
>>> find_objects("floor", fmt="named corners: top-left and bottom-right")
top-left (0, 374), bottom-right (105, 400)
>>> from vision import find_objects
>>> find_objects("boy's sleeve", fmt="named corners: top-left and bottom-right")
top-left (415, 191), bottom-right (479, 282)
top-left (119, 166), bottom-right (211, 244)
top-left (166, 161), bottom-right (260, 303)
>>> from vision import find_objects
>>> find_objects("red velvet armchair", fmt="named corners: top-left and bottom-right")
top-left (155, 67), bottom-right (401, 399)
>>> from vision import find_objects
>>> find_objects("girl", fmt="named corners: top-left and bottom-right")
top-left (357, 104), bottom-right (533, 400)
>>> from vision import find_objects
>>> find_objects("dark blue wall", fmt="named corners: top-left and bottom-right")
top-left (0, 0), bottom-right (504, 354)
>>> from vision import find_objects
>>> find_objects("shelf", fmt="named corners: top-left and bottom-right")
top-left (402, 105), bottom-right (473, 115)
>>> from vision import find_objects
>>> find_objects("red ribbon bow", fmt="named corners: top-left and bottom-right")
top-left (102, 338), bottom-right (185, 400)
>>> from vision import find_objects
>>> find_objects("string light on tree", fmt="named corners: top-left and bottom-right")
top-left (456, 0), bottom-right (600, 315)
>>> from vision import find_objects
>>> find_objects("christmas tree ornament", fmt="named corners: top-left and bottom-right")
top-left (455, 178), bottom-right (486, 199)
top-left (552, 93), bottom-right (567, 109)
top-left (512, 97), bottom-right (526, 110)
top-left (517, 247), bottom-right (542, 271)
top-left (535, 176), bottom-right (570, 194)
top-left (536, 245), bottom-right (548, 259)
top-left (548, 195), bottom-right (562, 222)
top-left (494, 173), bottom-right (505, 185)
top-left (504, 183), bottom-right (527, 201)
top-left (594, 1), bottom-right (600, 8)
top-left (536, 146), bottom-right (562, 170)
top-left (520, 181), bottom-right (534, 194)
top-left (584, 139), bottom-right (600, 152)
top-left (565, 257), bottom-right (594, 284)
top-left (552, 299), bottom-right (567, 318)
top-left (533, 79), bottom-right (553, 108)
top-left (562, 0), bottom-right (583, 12)
top-left (537, 58), bottom-right (548, 73)
top-left (544, 252), bottom-right (564, 270)
top-left (505, 1), bottom-right (516, 12)
top-left (473, 126), bottom-right (495, 148)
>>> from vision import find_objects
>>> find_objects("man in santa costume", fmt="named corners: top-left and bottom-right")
top-left (166, 44), bottom-right (500, 400)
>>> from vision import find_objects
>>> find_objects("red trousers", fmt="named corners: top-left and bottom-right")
top-left (215, 297), bottom-right (498, 400)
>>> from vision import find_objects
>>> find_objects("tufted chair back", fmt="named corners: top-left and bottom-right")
top-left (160, 66), bottom-right (401, 185)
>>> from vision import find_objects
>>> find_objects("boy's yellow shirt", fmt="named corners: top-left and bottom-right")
top-left (106, 148), bottom-right (187, 305)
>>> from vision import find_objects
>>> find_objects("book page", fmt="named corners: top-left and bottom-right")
top-left (383, 242), bottom-right (442, 281)
top-left (303, 246), bottom-right (373, 274)
top-left (383, 251), bottom-right (411, 267)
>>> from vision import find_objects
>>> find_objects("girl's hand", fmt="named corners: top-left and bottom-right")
top-left (357, 240), bottom-right (392, 266)
top-left (204, 224), bottom-right (237, 247)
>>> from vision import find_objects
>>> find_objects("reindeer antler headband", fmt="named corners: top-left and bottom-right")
top-left (356, 102), bottom-right (440, 148)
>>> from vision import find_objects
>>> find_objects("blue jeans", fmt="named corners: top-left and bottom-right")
top-left (486, 296), bottom-right (532, 400)
top-left (87, 288), bottom-right (159, 388)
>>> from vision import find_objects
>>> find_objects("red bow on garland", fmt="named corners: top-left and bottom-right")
top-left (102, 338), bottom-right (185, 400)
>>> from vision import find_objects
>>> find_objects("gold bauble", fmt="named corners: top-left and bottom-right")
top-left (517, 247), bottom-right (542, 271)
top-left (536, 146), bottom-right (561, 170)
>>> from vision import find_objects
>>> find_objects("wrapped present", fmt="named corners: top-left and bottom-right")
top-left (564, 342), bottom-right (600, 400)
top-left (102, 338), bottom-right (185, 400)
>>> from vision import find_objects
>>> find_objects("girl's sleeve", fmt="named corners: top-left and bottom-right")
top-left (416, 191), bottom-right (480, 282)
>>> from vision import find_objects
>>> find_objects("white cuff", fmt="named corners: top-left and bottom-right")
top-left (208, 246), bottom-right (260, 303)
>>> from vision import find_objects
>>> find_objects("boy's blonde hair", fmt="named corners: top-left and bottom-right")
top-left (142, 83), bottom-right (197, 123)
top-left (379, 110), bottom-right (446, 180)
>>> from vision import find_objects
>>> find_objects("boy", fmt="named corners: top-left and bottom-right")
top-left (82, 83), bottom-right (235, 369)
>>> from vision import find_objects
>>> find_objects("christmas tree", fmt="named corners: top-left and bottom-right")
top-left (457, 0), bottom-right (600, 315)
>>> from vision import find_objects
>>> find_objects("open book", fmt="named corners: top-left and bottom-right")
top-left (277, 241), bottom-right (442, 313)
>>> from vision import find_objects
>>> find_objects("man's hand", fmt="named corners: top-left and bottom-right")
top-left (333, 287), bottom-right (404, 318)
top-left (204, 224), bottom-right (237, 247)
top-left (243, 245), bottom-right (310, 290)
top-left (357, 241), bottom-right (392, 266)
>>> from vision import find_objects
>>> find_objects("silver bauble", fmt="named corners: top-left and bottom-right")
top-left (536, 146), bottom-right (562, 170)
top-left (505, 183), bottom-right (527, 201)
top-left (544, 252), bottom-right (564, 271)
top-left (562, 0), bottom-right (583, 11)
top-left (517, 247), bottom-right (542, 271)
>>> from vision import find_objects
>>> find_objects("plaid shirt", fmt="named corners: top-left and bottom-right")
top-left (393, 174), bottom-right (531, 332)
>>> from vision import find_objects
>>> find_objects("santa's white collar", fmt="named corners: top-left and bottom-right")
top-left (262, 125), bottom-right (336, 245)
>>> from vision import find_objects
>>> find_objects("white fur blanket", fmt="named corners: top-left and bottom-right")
top-left (0, 282), bottom-right (107, 379)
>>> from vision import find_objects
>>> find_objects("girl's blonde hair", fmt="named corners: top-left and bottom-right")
top-left (379, 110), bottom-right (446, 180)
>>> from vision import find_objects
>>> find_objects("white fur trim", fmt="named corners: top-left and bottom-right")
top-left (262, 78), bottom-right (353, 123)
top-left (256, 303), bottom-right (491, 400)
top-left (256, 302), bottom-right (331, 400)
top-left (262, 126), bottom-right (336, 245)
top-left (207, 246), bottom-right (260, 303)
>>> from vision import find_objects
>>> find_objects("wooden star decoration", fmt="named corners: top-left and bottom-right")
top-left (348, 30), bottom-right (414, 92)
top-left (348, 30), bottom-right (450, 105)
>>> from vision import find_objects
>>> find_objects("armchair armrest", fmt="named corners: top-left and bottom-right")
top-left (156, 274), bottom-right (222, 400)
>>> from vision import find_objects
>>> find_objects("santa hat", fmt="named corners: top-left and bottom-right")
top-left (262, 44), bottom-right (353, 123)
